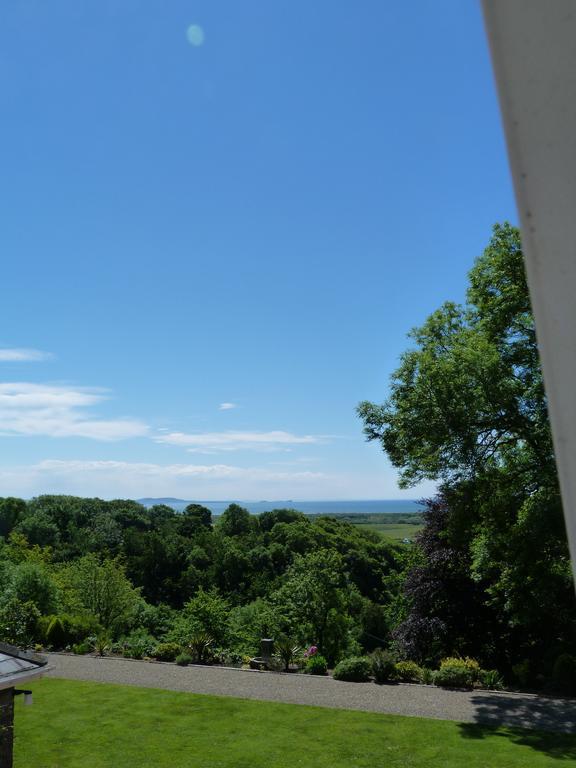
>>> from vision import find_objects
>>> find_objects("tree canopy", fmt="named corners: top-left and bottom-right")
top-left (358, 223), bottom-right (575, 678)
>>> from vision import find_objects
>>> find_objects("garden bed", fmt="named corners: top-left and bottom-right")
top-left (43, 650), bottom-right (531, 697)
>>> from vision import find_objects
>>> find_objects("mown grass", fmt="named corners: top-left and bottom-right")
top-left (14, 678), bottom-right (576, 767)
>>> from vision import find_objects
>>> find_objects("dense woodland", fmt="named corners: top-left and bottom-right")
top-left (0, 496), bottom-right (404, 666)
top-left (1, 223), bottom-right (575, 691)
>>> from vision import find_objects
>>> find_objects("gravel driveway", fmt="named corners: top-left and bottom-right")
top-left (45, 653), bottom-right (576, 734)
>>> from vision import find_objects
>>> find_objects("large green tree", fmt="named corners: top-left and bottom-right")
top-left (358, 223), bottom-right (575, 676)
top-left (358, 224), bottom-right (550, 487)
top-left (56, 554), bottom-right (141, 635)
top-left (270, 550), bottom-right (361, 663)
top-left (0, 498), bottom-right (26, 538)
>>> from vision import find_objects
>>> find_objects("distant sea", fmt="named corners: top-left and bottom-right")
top-left (137, 498), bottom-right (425, 516)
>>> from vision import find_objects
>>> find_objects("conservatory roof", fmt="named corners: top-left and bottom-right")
top-left (0, 642), bottom-right (48, 691)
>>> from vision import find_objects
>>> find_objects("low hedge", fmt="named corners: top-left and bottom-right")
top-left (153, 642), bottom-right (182, 662)
top-left (433, 664), bottom-right (474, 689)
top-left (333, 657), bottom-right (371, 682)
top-left (394, 661), bottom-right (423, 683)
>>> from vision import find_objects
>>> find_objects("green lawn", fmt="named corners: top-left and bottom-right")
top-left (14, 678), bottom-right (576, 767)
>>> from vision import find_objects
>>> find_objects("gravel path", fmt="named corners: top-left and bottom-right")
top-left (45, 653), bottom-right (576, 734)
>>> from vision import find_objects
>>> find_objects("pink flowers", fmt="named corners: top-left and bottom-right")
top-left (303, 645), bottom-right (318, 658)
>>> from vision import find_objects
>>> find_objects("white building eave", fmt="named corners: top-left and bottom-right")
top-left (482, 0), bottom-right (576, 581)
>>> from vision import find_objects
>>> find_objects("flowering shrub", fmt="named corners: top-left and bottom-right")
top-left (303, 645), bottom-right (318, 658)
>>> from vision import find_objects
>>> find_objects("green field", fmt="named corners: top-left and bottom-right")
top-left (14, 678), bottom-right (576, 767)
top-left (357, 522), bottom-right (424, 541)
top-left (307, 512), bottom-right (424, 542)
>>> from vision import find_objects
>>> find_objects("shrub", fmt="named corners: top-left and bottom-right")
top-left (59, 555), bottom-right (141, 637)
top-left (188, 631), bottom-right (213, 664)
top-left (72, 641), bottom-right (91, 655)
top-left (333, 656), bottom-right (371, 682)
top-left (12, 562), bottom-right (57, 615)
top-left (265, 656), bottom-right (284, 673)
top-left (170, 588), bottom-right (230, 647)
top-left (552, 654), bottom-right (576, 695)
top-left (153, 642), bottom-right (182, 662)
top-left (120, 629), bottom-right (157, 660)
top-left (394, 661), bottom-right (423, 683)
top-left (421, 667), bottom-right (434, 685)
top-left (45, 617), bottom-right (67, 649)
top-left (512, 659), bottom-right (531, 688)
top-left (73, 615), bottom-right (102, 642)
top-left (132, 602), bottom-right (176, 639)
top-left (370, 649), bottom-right (396, 683)
top-left (441, 656), bottom-right (481, 682)
top-left (0, 599), bottom-right (40, 646)
top-left (38, 614), bottom-right (101, 648)
top-left (175, 652), bottom-right (193, 667)
top-left (479, 669), bottom-right (504, 690)
top-left (305, 654), bottom-right (328, 675)
top-left (91, 633), bottom-right (112, 657)
top-left (275, 638), bottom-right (301, 672)
top-left (433, 664), bottom-right (474, 689)
top-left (219, 650), bottom-right (244, 667)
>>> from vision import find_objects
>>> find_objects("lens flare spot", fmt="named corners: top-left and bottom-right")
top-left (186, 24), bottom-right (205, 47)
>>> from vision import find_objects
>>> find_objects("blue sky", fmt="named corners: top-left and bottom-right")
top-left (0, 0), bottom-right (516, 501)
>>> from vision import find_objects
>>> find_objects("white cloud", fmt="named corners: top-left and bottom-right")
top-left (219, 402), bottom-right (237, 411)
top-left (155, 430), bottom-right (323, 453)
top-left (36, 459), bottom-right (324, 480)
top-left (0, 459), bottom-right (327, 499)
top-left (0, 382), bottom-right (148, 440)
top-left (0, 348), bottom-right (53, 362)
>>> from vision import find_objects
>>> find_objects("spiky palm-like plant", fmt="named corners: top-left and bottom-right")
top-left (275, 638), bottom-right (301, 672)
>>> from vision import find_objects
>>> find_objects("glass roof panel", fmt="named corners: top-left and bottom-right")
top-left (0, 652), bottom-right (38, 678)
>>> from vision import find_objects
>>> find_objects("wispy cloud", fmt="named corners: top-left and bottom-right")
top-left (0, 348), bottom-right (53, 362)
top-left (155, 430), bottom-right (323, 453)
top-left (36, 459), bottom-right (324, 480)
top-left (0, 382), bottom-right (149, 440)
top-left (219, 402), bottom-right (237, 411)
top-left (0, 459), bottom-right (327, 498)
